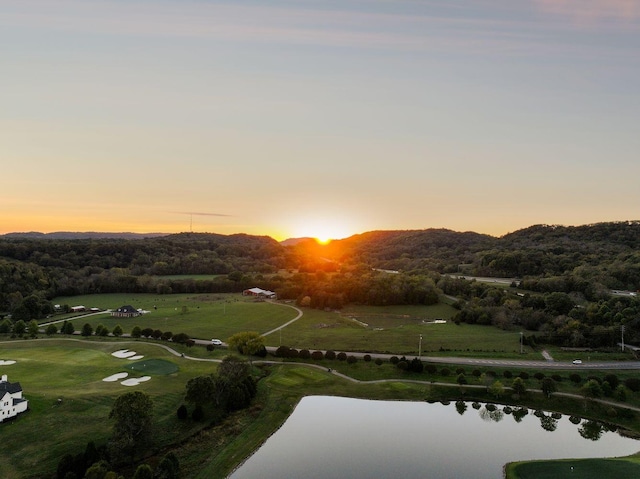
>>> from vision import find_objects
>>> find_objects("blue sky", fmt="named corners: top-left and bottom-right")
top-left (2, 0), bottom-right (639, 240)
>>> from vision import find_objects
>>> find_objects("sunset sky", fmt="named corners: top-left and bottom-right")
top-left (2, 0), bottom-right (639, 241)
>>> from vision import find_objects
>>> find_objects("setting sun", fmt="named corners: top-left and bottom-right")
top-left (291, 217), bottom-right (355, 244)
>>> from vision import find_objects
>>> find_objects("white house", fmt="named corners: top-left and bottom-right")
top-left (0, 375), bottom-right (28, 422)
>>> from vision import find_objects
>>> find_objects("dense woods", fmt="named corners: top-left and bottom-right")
top-left (2, 221), bottom-right (640, 348)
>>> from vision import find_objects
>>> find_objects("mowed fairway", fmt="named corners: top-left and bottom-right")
top-left (0, 339), bottom-right (216, 479)
top-left (50, 293), bottom-right (297, 340)
top-left (507, 457), bottom-right (640, 479)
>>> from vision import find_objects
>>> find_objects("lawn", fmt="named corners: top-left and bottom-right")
top-left (506, 457), bottom-right (640, 479)
top-left (48, 293), bottom-right (297, 341)
top-left (0, 339), bottom-right (216, 479)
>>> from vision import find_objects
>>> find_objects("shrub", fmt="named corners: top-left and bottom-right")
top-left (131, 326), bottom-right (142, 338)
top-left (337, 352), bottom-right (347, 361)
top-left (311, 351), bottom-right (324, 360)
top-left (325, 350), bottom-right (336, 360)
top-left (172, 333), bottom-right (190, 344)
top-left (389, 356), bottom-right (399, 364)
top-left (503, 370), bottom-right (513, 379)
top-left (141, 327), bottom-right (153, 338)
top-left (604, 374), bottom-right (619, 389)
top-left (397, 360), bottom-right (408, 370)
top-left (298, 349), bottom-right (311, 360)
top-left (346, 355), bottom-right (357, 364)
top-left (289, 348), bottom-right (299, 358)
top-left (192, 404), bottom-right (204, 421)
top-left (614, 384), bottom-right (627, 402)
top-left (177, 405), bottom-right (188, 420)
top-left (624, 378), bottom-right (640, 392)
top-left (569, 373), bottom-right (582, 384)
top-left (112, 324), bottom-right (123, 337)
top-left (456, 374), bottom-right (467, 385)
top-left (152, 329), bottom-right (162, 339)
top-left (363, 354), bottom-right (372, 362)
top-left (206, 344), bottom-right (215, 352)
top-left (533, 372), bottom-right (545, 381)
top-left (275, 345), bottom-right (290, 358)
top-left (185, 339), bottom-right (195, 348)
top-left (440, 368), bottom-right (451, 377)
top-left (455, 367), bottom-right (465, 375)
top-left (518, 372), bottom-right (529, 380)
top-left (375, 358), bottom-right (383, 366)
top-left (161, 331), bottom-right (173, 341)
top-left (551, 374), bottom-right (562, 382)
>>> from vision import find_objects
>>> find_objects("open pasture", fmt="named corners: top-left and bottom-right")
top-left (50, 293), bottom-right (296, 340)
top-left (0, 339), bottom-right (216, 479)
top-left (273, 305), bottom-right (530, 356)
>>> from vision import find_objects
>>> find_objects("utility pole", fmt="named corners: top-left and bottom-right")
top-left (520, 332), bottom-right (523, 354)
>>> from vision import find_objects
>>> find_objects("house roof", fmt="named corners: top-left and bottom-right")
top-left (116, 305), bottom-right (138, 313)
top-left (0, 380), bottom-right (22, 395)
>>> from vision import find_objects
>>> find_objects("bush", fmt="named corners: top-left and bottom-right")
top-left (288, 348), bottom-right (299, 358)
top-left (311, 351), bottom-right (324, 360)
top-left (397, 360), bottom-right (408, 370)
top-left (177, 405), bottom-right (188, 420)
top-left (131, 326), bottom-right (142, 338)
top-left (551, 374), bottom-right (562, 382)
top-left (172, 333), bottom-right (190, 344)
top-left (192, 404), bottom-right (204, 422)
top-left (141, 327), bottom-right (153, 338)
top-left (440, 368), bottom-right (451, 377)
top-left (375, 358), bottom-right (383, 366)
top-left (624, 377), bottom-right (640, 392)
top-left (298, 349), bottom-right (311, 360)
top-left (161, 331), bottom-right (173, 341)
top-left (206, 344), bottom-right (215, 352)
top-left (275, 345), bottom-right (290, 358)
top-left (533, 372), bottom-right (545, 381)
top-left (325, 350), bottom-right (336, 360)
top-left (503, 370), bottom-right (513, 379)
top-left (347, 355), bottom-right (357, 364)
top-left (569, 373), bottom-right (582, 384)
top-left (455, 367), bottom-right (465, 375)
top-left (363, 354), bottom-right (372, 362)
top-left (389, 356), bottom-right (399, 364)
top-left (604, 374), bottom-right (619, 389)
top-left (518, 372), bottom-right (529, 380)
top-left (337, 352), bottom-right (347, 361)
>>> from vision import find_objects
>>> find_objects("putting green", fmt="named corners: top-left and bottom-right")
top-left (124, 359), bottom-right (179, 375)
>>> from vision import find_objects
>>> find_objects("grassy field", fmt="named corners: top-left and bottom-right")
top-left (43, 293), bottom-right (546, 359)
top-left (0, 339), bottom-right (217, 479)
top-left (2, 336), bottom-right (640, 478)
top-left (505, 456), bottom-right (640, 479)
top-left (48, 293), bottom-right (295, 341)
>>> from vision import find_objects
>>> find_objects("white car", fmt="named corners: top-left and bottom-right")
top-left (211, 339), bottom-right (223, 345)
top-left (572, 359), bottom-right (582, 365)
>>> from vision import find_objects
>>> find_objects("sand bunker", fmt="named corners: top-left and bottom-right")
top-left (128, 355), bottom-right (144, 360)
top-left (0, 360), bottom-right (17, 366)
top-left (112, 350), bottom-right (138, 359)
top-left (102, 372), bottom-right (129, 382)
top-left (121, 376), bottom-right (151, 386)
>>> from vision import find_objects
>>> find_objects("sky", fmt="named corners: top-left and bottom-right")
top-left (2, 0), bottom-right (639, 241)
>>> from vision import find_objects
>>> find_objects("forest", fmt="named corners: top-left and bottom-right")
top-left (2, 221), bottom-right (640, 349)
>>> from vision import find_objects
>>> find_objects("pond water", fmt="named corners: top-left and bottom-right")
top-left (229, 396), bottom-right (640, 479)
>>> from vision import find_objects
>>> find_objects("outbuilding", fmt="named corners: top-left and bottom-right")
top-left (0, 375), bottom-right (28, 422)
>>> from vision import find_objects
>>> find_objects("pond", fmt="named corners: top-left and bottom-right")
top-left (230, 396), bottom-right (640, 479)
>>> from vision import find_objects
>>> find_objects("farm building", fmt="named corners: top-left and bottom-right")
top-left (111, 305), bottom-right (141, 318)
top-left (70, 305), bottom-right (86, 313)
top-left (242, 287), bottom-right (277, 299)
top-left (0, 375), bottom-right (28, 423)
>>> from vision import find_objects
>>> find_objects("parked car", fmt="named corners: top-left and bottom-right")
top-left (572, 359), bottom-right (582, 365)
top-left (211, 339), bottom-right (223, 345)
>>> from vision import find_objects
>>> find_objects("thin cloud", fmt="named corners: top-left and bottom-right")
top-left (171, 211), bottom-right (233, 217)
top-left (533, 0), bottom-right (640, 27)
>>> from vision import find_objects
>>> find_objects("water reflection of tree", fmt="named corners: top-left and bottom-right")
top-left (579, 420), bottom-right (604, 441)
top-left (512, 407), bottom-right (528, 423)
top-left (479, 406), bottom-right (504, 423)
top-left (539, 415), bottom-right (558, 432)
top-left (455, 400), bottom-right (467, 416)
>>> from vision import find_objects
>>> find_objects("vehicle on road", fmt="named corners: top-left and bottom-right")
top-left (572, 359), bottom-right (582, 365)
top-left (211, 338), bottom-right (223, 345)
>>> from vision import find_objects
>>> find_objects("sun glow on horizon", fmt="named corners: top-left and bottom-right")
top-left (291, 217), bottom-right (356, 244)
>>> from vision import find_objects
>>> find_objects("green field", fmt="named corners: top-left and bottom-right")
top-left (44, 293), bottom-right (541, 358)
top-left (0, 339), bottom-right (216, 479)
top-left (506, 457), bottom-right (640, 478)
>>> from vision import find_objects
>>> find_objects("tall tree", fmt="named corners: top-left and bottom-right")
top-left (108, 391), bottom-right (154, 464)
